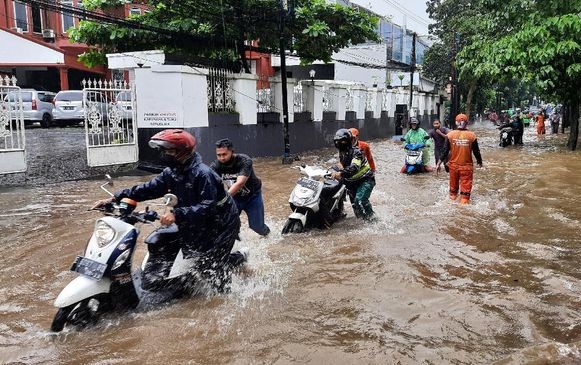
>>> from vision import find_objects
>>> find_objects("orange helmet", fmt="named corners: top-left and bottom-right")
top-left (148, 129), bottom-right (196, 162)
top-left (349, 128), bottom-right (360, 138)
top-left (455, 113), bottom-right (468, 122)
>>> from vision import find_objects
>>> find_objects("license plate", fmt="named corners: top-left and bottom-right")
top-left (63, 106), bottom-right (74, 110)
top-left (297, 177), bottom-right (319, 191)
top-left (71, 256), bottom-right (107, 280)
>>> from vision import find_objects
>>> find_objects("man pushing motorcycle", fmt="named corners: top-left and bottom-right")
top-left (92, 129), bottom-right (244, 293)
top-left (330, 129), bottom-right (376, 221)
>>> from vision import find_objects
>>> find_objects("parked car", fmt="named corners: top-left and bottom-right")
top-left (52, 90), bottom-right (108, 127)
top-left (3, 89), bottom-right (56, 128)
top-left (115, 90), bottom-right (133, 120)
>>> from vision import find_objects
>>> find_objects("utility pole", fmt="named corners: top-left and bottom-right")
top-left (450, 32), bottom-right (460, 129)
top-left (385, 24), bottom-right (393, 88)
top-left (408, 32), bottom-right (416, 121)
top-left (279, 0), bottom-right (292, 164)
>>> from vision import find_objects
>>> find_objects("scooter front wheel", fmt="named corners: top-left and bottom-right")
top-left (281, 219), bottom-right (304, 234)
top-left (50, 304), bottom-right (74, 332)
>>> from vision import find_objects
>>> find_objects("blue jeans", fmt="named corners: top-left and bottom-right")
top-left (234, 190), bottom-right (270, 236)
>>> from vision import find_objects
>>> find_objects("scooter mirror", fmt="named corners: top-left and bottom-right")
top-left (163, 193), bottom-right (178, 207)
top-left (424, 135), bottom-right (430, 141)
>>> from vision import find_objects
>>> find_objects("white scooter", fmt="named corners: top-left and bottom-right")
top-left (282, 165), bottom-right (347, 234)
top-left (51, 176), bottom-right (207, 332)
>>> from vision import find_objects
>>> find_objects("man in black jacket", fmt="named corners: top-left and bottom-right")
top-left (93, 129), bottom-right (243, 293)
top-left (330, 129), bottom-right (376, 221)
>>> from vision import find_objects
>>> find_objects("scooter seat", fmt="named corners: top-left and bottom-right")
top-left (321, 179), bottom-right (342, 197)
top-left (144, 224), bottom-right (180, 246)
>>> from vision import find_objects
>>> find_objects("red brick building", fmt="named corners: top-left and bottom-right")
top-left (0, 0), bottom-right (146, 91)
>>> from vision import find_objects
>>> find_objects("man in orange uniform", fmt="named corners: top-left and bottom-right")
top-left (437, 113), bottom-right (483, 204)
top-left (349, 128), bottom-right (376, 172)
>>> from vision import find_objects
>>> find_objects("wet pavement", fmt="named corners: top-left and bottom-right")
top-left (0, 124), bottom-right (136, 187)
top-left (1, 122), bottom-right (581, 364)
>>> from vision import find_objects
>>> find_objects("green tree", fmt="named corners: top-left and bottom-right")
top-left (70, 0), bottom-right (379, 72)
top-left (425, 0), bottom-right (506, 119)
top-left (460, 0), bottom-right (581, 150)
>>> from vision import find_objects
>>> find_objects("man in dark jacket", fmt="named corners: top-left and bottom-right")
top-left (330, 129), bottom-right (375, 221)
top-left (428, 119), bottom-right (449, 165)
top-left (93, 129), bottom-right (243, 293)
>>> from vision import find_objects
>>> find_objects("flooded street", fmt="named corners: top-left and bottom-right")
top-left (2, 122), bottom-right (581, 364)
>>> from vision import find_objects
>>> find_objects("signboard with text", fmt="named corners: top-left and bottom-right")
top-left (141, 112), bottom-right (179, 128)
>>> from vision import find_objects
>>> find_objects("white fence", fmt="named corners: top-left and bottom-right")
top-left (82, 79), bottom-right (138, 167)
top-left (0, 76), bottom-right (26, 174)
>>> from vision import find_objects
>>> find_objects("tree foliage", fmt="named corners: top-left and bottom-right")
top-left (458, 0), bottom-right (581, 149)
top-left (69, 0), bottom-right (379, 70)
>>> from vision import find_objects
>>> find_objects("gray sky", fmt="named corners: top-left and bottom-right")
top-left (350, 0), bottom-right (432, 36)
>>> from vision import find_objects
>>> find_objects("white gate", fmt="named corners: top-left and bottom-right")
top-left (0, 76), bottom-right (26, 174)
top-left (83, 79), bottom-right (138, 167)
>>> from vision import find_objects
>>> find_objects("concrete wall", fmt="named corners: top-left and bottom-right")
top-left (129, 65), bottom-right (440, 169)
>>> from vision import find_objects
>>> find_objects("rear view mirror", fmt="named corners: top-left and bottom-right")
top-left (424, 135), bottom-right (430, 140)
top-left (163, 193), bottom-right (178, 207)
top-left (105, 174), bottom-right (113, 187)
top-left (400, 137), bottom-right (405, 142)
top-left (100, 174), bottom-right (114, 197)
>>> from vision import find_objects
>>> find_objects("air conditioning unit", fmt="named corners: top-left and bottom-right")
top-left (11, 27), bottom-right (23, 34)
top-left (42, 29), bottom-right (55, 39)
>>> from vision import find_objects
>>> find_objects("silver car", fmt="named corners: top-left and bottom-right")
top-left (53, 90), bottom-right (108, 127)
top-left (3, 89), bottom-right (56, 128)
top-left (115, 90), bottom-right (133, 120)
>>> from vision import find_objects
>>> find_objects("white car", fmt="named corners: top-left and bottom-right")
top-left (115, 90), bottom-right (133, 120)
top-left (3, 89), bottom-right (56, 128)
top-left (53, 90), bottom-right (108, 127)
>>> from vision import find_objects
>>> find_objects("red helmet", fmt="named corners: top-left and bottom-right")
top-left (148, 129), bottom-right (196, 161)
top-left (455, 113), bottom-right (468, 122)
top-left (349, 128), bottom-right (360, 138)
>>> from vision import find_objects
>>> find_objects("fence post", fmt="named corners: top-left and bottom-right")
top-left (231, 73), bottom-right (259, 125)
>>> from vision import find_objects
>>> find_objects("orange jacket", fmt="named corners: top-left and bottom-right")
top-left (356, 140), bottom-right (376, 171)
top-left (536, 114), bottom-right (545, 128)
top-left (442, 129), bottom-right (482, 170)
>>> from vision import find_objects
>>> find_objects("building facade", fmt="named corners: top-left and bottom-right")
top-left (0, 0), bottom-right (145, 91)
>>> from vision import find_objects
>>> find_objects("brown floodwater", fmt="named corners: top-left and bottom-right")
top-left (1, 122), bottom-right (581, 364)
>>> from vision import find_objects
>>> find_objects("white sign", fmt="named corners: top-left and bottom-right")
top-left (142, 112), bottom-right (178, 127)
top-left (134, 65), bottom-right (209, 128)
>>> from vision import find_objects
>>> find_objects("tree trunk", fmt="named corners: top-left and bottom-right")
top-left (465, 79), bottom-right (478, 120)
top-left (567, 98), bottom-right (579, 151)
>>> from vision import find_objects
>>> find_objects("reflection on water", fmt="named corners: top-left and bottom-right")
top-left (1, 123), bottom-right (581, 364)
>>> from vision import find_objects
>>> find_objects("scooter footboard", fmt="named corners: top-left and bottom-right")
top-left (54, 276), bottom-right (111, 308)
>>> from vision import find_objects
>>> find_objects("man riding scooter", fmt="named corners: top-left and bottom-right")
top-left (401, 117), bottom-right (433, 172)
top-left (92, 129), bottom-right (244, 293)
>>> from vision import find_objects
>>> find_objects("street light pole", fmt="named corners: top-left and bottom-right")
top-left (279, 0), bottom-right (293, 164)
top-left (408, 32), bottom-right (416, 121)
top-left (449, 32), bottom-right (461, 129)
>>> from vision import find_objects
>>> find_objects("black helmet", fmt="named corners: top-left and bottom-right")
top-left (333, 129), bottom-right (352, 151)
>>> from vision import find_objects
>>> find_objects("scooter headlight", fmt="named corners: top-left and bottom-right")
top-left (95, 220), bottom-right (115, 248)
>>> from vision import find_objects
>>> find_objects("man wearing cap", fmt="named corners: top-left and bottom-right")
top-left (211, 138), bottom-right (270, 236)
top-left (437, 113), bottom-right (483, 204)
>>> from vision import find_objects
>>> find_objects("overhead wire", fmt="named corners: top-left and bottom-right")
top-left (379, 0), bottom-right (431, 27)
